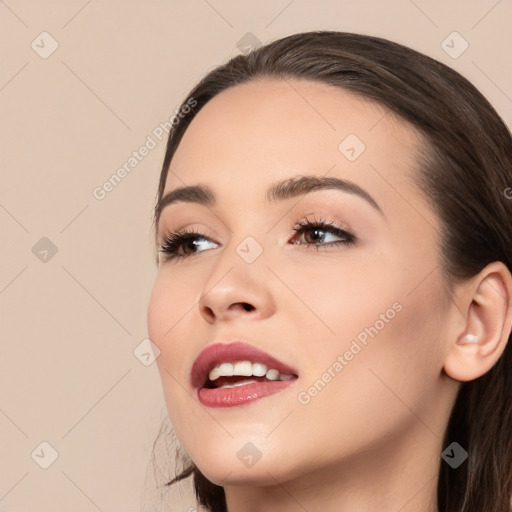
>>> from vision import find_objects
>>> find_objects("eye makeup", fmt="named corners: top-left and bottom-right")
top-left (158, 214), bottom-right (356, 263)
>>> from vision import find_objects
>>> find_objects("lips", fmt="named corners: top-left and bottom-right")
top-left (191, 341), bottom-right (298, 388)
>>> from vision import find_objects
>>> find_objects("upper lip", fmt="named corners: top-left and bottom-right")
top-left (190, 341), bottom-right (299, 388)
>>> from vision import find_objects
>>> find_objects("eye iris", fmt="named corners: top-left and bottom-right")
top-left (184, 237), bottom-right (202, 253)
top-left (305, 227), bottom-right (325, 243)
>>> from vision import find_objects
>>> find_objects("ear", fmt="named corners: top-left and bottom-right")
top-left (443, 261), bottom-right (512, 382)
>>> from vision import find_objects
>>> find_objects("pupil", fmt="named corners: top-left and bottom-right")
top-left (307, 228), bottom-right (324, 243)
top-left (186, 239), bottom-right (199, 252)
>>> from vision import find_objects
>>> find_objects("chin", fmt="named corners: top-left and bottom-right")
top-left (196, 459), bottom-right (289, 487)
top-left (183, 435), bottom-right (304, 487)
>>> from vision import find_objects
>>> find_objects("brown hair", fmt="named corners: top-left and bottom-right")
top-left (150, 31), bottom-right (512, 512)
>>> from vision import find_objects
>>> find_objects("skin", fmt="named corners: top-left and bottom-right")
top-left (147, 79), bottom-right (512, 512)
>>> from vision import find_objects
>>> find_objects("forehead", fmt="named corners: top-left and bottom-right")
top-left (164, 78), bottom-right (423, 206)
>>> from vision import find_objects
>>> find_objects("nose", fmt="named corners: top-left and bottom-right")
top-left (197, 253), bottom-right (276, 325)
top-left (201, 296), bottom-right (256, 323)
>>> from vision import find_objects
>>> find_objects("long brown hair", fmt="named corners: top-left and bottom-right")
top-left (150, 31), bottom-right (512, 512)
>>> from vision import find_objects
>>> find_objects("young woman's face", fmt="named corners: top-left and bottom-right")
top-left (147, 79), bottom-right (458, 488)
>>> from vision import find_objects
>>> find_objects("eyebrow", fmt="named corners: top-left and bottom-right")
top-left (154, 175), bottom-right (383, 227)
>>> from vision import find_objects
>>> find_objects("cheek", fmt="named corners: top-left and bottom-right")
top-left (147, 271), bottom-right (200, 393)
top-left (147, 268), bottom-right (218, 420)
top-left (286, 291), bottom-right (446, 470)
top-left (283, 252), bottom-right (446, 404)
top-left (147, 269), bottom-right (198, 344)
top-left (147, 277), bottom-right (196, 442)
top-left (272, 253), bottom-right (403, 357)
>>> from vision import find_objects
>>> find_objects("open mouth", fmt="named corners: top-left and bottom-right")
top-left (191, 342), bottom-right (299, 407)
top-left (204, 361), bottom-right (297, 389)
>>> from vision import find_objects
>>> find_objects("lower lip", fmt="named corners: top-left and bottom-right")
top-left (197, 379), bottom-right (297, 408)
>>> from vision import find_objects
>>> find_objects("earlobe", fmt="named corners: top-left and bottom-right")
top-left (444, 262), bottom-right (512, 382)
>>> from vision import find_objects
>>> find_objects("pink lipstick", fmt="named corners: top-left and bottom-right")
top-left (191, 342), bottom-right (298, 408)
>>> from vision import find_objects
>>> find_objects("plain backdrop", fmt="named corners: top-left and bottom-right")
top-left (1, 1), bottom-right (511, 511)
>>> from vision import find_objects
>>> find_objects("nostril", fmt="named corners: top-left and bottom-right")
top-left (242, 303), bottom-right (254, 312)
top-left (203, 306), bottom-right (215, 319)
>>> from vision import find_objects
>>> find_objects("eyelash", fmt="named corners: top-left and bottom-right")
top-left (158, 216), bottom-right (356, 262)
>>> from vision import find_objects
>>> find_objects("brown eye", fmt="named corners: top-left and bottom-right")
top-left (291, 218), bottom-right (356, 247)
top-left (159, 230), bottom-right (218, 262)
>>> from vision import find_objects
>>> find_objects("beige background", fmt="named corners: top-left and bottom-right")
top-left (1, 1), bottom-right (510, 511)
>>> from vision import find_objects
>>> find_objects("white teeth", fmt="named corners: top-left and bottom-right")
top-left (233, 361), bottom-right (253, 376)
top-left (219, 362), bottom-right (234, 376)
top-left (266, 369), bottom-right (280, 381)
top-left (252, 363), bottom-right (267, 377)
top-left (207, 360), bottom-right (295, 382)
top-left (208, 362), bottom-right (234, 381)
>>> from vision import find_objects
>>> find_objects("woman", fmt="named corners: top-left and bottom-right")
top-left (146, 31), bottom-right (512, 512)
